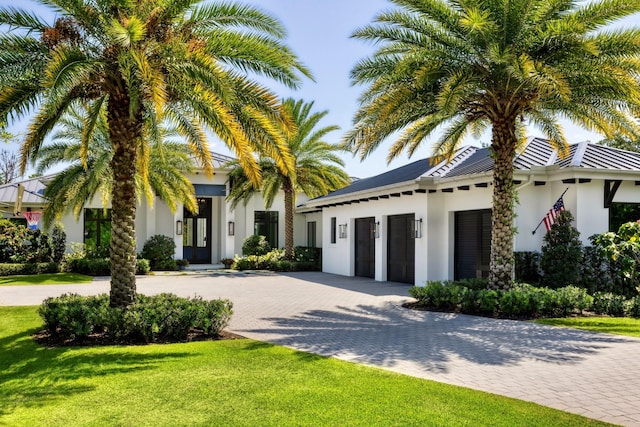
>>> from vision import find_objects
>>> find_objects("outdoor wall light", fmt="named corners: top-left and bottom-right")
top-left (228, 221), bottom-right (235, 236)
top-left (338, 223), bottom-right (347, 239)
top-left (411, 218), bottom-right (423, 239)
top-left (374, 221), bottom-right (380, 238)
top-left (176, 220), bottom-right (183, 235)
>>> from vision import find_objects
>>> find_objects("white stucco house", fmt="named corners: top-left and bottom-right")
top-left (297, 138), bottom-right (640, 285)
top-left (2, 137), bottom-right (640, 284)
top-left (0, 152), bottom-right (320, 265)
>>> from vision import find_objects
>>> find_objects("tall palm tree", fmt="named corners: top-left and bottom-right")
top-left (0, 0), bottom-right (310, 306)
top-left (227, 98), bottom-right (350, 259)
top-left (35, 102), bottom-right (198, 228)
top-left (346, 0), bottom-right (640, 289)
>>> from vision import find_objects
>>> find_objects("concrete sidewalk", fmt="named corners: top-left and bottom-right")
top-left (1, 271), bottom-right (639, 426)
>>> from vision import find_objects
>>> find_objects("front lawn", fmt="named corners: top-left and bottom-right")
top-left (535, 317), bottom-right (640, 338)
top-left (0, 273), bottom-right (93, 286)
top-left (0, 307), bottom-right (608, 427)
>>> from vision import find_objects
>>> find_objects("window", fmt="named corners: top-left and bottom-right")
top-left (307, 221), bottom-right (317, 247)
top-left (254, 211), bottom-right (278, 248)
top-left (84, 209), bottom-right (112, 252)
top-left (609, 203), bottom-right (640, 231)
top-left (330, 217), bottom-right (337, 244)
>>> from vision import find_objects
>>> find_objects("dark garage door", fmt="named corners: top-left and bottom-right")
top-left (388, 214), bottom-right (415, 284)
top-left (455, 209), bottom-right (491, 280)
top-left (355, 217), bottom-right (375, 278)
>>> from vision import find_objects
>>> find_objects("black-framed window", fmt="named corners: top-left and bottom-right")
top-left (307, 221), bottom-right (317, 247)
top-left (609, 203), bottom-right (640, 231)
top-left (255, 211), bottom-right (278, 248)
top-left (84, 209), bottom-right (111, 251)
top-left (330, 217), bottom-right (337, 244)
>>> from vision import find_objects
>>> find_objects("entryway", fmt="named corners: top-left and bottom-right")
top-left (182, 198), bottom-right (212, 264)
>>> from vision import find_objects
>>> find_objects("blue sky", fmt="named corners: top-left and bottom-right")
top-left (2, 0), bottom-right (640, 178)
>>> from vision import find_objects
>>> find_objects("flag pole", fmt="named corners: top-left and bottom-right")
top-left (531, 187), bottom-right (569, 235)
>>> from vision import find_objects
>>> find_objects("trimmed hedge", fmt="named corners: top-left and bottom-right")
top-left (0, 262), bottom-right (60, 276)
top-left (233, 247), bottom-right (321, 272)
top-left (409, 281), bottom-right (598, 318)
top-left (66, 258), bottom-right (150, 276)
top-left (38, 293), bottom-right (233, 343)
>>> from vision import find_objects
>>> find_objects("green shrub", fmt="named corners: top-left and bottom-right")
top-left (477, 289), bottom-right (499, 316)
top-left (540, 211), bottom-right (583, 288)
top-left (66, 258), bottom-right (150, 276)
top-left (592, 292), bottom-right (626, 316)
top-left (0, 262), bottom-right (60, 276)
top-left (514, 251), bottom-right (542, 284)
top-left (85, 245), bottom-right (110, 259)
top-left (294, 246), bottom-right (321, 270)
top-left (499, 285), bottom-right (537, 317)
top-left (555, 286), bottom-right (593, 316)
top-left (136, 259), bottom-right (151, 275)
top-left (242, 235), bottom-right (271, 256)
top-left (623, 296), bottom-right (640, 318)
top-left (51, 223), bottom-right (66, 263)
top-left (154, 258), bottom-right (178, 271)
top-left (589, 222), bottom-right (640, 298)
top-left (0, 220), bottom-right (54, 264)
top-left (38, 293), bottom-right (233, 344)
top-left (141, 235), bottom-right (176, 270)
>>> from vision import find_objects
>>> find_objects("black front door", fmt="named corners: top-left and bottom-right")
top-left (388, 214), bottom-right (415, 284)
top-left (454, 209), bottom-right (491, 280)
top-left (183, 198), bottom-right (212, 264)
top-left (355, 217), bottom-right (375, 278)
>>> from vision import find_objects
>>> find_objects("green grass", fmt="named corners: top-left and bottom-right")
top-left (536, 317), bottom-right (640, 338)
top-left (0, 273), bottom-right (93, 286)
top-left (0, 307), bottom-right (610, 427)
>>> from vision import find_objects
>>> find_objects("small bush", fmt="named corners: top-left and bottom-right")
top-left (141, 235), bottom-right (176, 270)
top-left (592, 292), bottom-right (626, 316)
top-left (624, 296), bottom-right (640, 318)
top-left (242, 235), bottom-right (271, 256)
top-left (38, 293), bottom-right (233, 344)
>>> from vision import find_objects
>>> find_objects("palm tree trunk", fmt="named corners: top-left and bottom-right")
top-left (283, 177), bottom-right (294, 260)
top-left (489, 118), bottom-right (517, 290)
top-left (107, 86), bottom-right (141, 308)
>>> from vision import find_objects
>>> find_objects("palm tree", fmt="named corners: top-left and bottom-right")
top-left (35, 102), bottom-right (198, 228)
top-left (0, 0), bottom-right (310, 306)
top-left (227, 98), bottom-right (350, 259)
top-left (346, 0), bottom-right (640, 289)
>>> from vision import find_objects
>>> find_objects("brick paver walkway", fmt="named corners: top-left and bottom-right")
top-left (2, 271), bottom-right (639, 426)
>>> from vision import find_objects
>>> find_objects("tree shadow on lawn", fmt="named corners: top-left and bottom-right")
top-left (239, 302), bottom-right (632, 375)
top-left (0, 328), bottom-right (192, 417)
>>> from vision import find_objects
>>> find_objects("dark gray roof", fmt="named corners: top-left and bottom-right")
top-left (316, 157), bottom-right (434, 199)
top-left (308, 138), bottom-right (640, 204)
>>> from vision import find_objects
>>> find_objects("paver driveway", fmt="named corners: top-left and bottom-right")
top-left (2, 271), bottom-right (640, 426)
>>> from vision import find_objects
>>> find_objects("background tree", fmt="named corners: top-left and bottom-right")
top-left (0, 149), bottom-right (18, 184)
top-left (227, 98), bottom-right (350, 259)
top-left (599, 135), bottom-right (640, 152)
top-left (34, 102), bottom-right (198, 227)
top-left (346, 0), bottom-right (640, 289)
top-left (0, 0), bottom-right (309, 307)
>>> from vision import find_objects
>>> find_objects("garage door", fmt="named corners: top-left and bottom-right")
top-left (387, 214), bottom-right (415, 284)
top-left (355, 217), bottom-right (375, 278)
top-left (454, 209), bottom-right (491, 280)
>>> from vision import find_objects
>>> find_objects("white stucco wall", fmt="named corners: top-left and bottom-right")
top-left (317, 176), bottom-right (640, 285)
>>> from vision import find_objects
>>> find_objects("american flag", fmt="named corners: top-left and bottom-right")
top-left (543, 197), bottom-right (565, 231)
